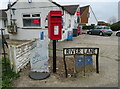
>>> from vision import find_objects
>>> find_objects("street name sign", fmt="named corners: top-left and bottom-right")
top-left (63, 48), bottom-right (99, 78)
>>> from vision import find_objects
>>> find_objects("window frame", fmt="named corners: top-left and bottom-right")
top-left (3, 19), bottom-right (7, 27)
top-left (22, 13), bottom-right (41, 28)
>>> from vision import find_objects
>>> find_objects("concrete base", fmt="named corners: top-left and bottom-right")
top-left (29, 72), bottom-right (50, 80)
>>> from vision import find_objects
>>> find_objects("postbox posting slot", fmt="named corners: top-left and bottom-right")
top-left (51, 16), bottom-right (62, 23)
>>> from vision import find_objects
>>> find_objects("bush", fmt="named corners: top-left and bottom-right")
top-left (110, 24), bottom-right (120, 31)
top-left (82, 25), bottom-right (95, 30)
top-left (2, 58), bottom-right (20, 88)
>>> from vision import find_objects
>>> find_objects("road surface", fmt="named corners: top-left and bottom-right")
top-left (13, 33), bottom-right (119, 87)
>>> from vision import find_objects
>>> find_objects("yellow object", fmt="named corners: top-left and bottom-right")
top-left (10, 62), bottom-right (14, 65)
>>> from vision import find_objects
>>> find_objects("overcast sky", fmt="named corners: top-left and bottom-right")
top-left (0, 0), bottom-right (119, 23)
top-left (54, 0), bottom-right (119, 23)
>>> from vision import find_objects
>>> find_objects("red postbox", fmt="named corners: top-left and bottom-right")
top-left (48, 11), bottom-right (62, 40)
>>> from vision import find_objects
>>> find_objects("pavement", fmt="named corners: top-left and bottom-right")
top-left (12, 33), bottom-right (118, 87)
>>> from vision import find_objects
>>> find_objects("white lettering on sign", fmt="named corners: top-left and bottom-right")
top-left (30, 40), bottom-right (49, 72)
top-left (54, 26), bottom-right (59, 35)
top-left (64, 48), bottom-right (98, 55)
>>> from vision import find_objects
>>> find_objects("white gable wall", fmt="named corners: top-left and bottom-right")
top-left (7, 0), bottom-right (61, 28)
top-left (61, 6), bottom-right (80, 41)
top-left (0, 19), bottom-right (8, 35)
top-left (71, 6), bottom-right (80, 30)
top-left (87, 6), bottom-right (98, 25)
top-left (60, 10), bottom-right (73, 41)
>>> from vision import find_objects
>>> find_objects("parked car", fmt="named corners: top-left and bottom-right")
top-left (115, 30), bottom-right (120, 37)
top-left (87, 26), bottom-right (113, 36)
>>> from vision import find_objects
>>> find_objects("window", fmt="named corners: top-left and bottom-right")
top-left (96, 27), bottom-right (102, 29)
top-left (96, 26), bottom-right (103, 29)
top-left (28, 0), bottom-right (32, 3)
top-left (103, 26), bottom-right (110, 29)
top-left (23, 14), bottom-right (30, 17)
top-left (32, 14), bottom-right (40, 17)
top-left (23, 13), bottom-right (41, 27)
top-left (88, 12), bottom-right (90, 18)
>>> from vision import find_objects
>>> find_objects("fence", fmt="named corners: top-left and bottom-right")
top-left (9, 39), bottom-right (37, 73)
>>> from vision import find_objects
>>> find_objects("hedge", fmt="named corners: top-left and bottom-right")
top-left (82, 25), bottom-right (95, 30)
top-left (110, 24), bottom-right (120, 31)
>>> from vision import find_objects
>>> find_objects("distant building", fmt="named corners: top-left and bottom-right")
top-left (80, 5), bottom-right (98, 25)
top-left (112, 21), bottom-right (120, 25)
top-left (98, 21), bottom-right (110, 26)
top-left (118, 1), bottom-right (120, 21)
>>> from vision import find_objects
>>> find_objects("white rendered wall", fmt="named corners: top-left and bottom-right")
top-left (6, 1), bottom-right (61, 40)
top-left (87, 7), bottom-right (98, 25)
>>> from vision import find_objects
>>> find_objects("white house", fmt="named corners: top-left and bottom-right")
top-left (80, 5), bottom-right (98, 25)
top-left (6, 0), bottom-right (81, 41)
top-left (0, 10), bottom-right (8, 36)
top-left (6, 0), bottom-right (63, 41)
top-left (6, 0), bottom-right (80, 41)
top-left (6, 0), bottom-right (65, 73)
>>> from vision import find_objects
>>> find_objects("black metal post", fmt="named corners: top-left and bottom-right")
top-left (53, 40), bottom-right (56, 73)
top-left (96, 49), bottom-right (99, 73)
top-left (63, 55), bottom-right (67, 78)
top-left (83, 55), bottom-right (86, 76)
top-left (1, 29), bottom-right (7, 73)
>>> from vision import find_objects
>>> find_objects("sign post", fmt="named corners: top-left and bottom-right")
top-left (53, 40), bottom-right (56, 73)
top-left (48, 11), bottom-right (62, 73)
top-left (63, 48), bottom-right (99, 78)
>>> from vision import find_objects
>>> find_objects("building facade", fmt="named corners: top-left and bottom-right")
top-left (61, 5), bottom-right (80, 41)
top-left (6, 0), bottom-right (62, 40)
top-left (80, 5), bottom-right (98, 25)
top-left (6, 0), bottom-right (81, 42)
top-left (6, 0), bottom-right (80, 41)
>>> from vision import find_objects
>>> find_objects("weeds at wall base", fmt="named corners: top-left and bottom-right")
top-left (2, 58), bottom-right (20, 88)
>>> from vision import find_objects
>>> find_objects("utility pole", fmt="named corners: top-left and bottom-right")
top-left (1, 29), bottom-right (8, 73)
top-left (8, 0), bottom-right (12, 25)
